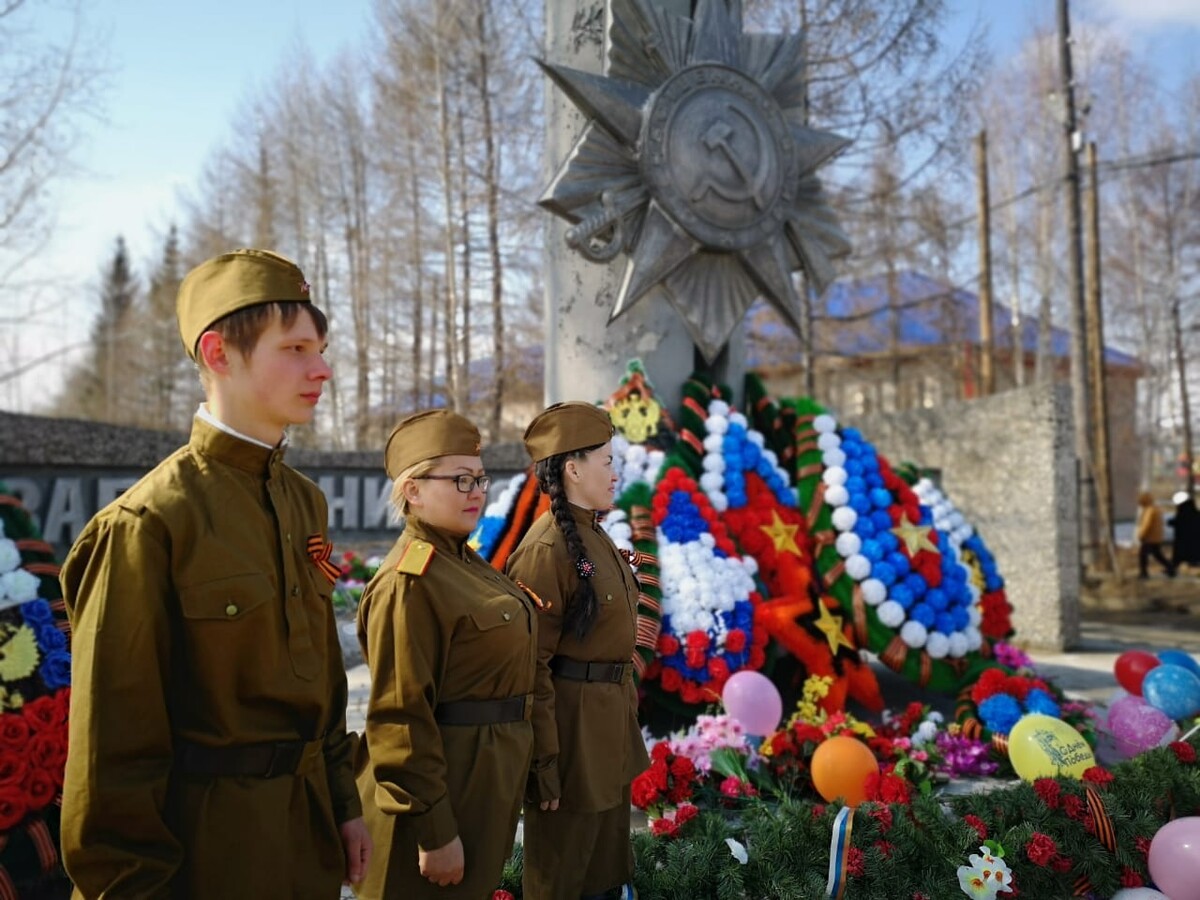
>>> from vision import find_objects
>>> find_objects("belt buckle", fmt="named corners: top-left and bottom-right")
top-left (606, 663), bottom-right (624, 684)
top-left (263, 741), bottom-right (302, 778)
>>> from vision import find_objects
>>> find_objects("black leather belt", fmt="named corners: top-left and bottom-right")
top-left (175, 738), bottom-right (321, 778)
top-left (550, 657), bottom-right (631, 684)
top-left (435, 694), bottom-right (532, 726)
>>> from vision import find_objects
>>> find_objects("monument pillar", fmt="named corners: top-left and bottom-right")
top-left (542, 0), bottom-right (724, 412)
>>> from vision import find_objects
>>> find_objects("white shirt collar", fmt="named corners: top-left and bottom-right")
top-left (195, 404), bottom-right (289, 450)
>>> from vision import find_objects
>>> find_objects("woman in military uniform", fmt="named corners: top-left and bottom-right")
top-left (506, 402), bottom-right (650, 900)
top-left (354, 410), bottom-right (537, 898)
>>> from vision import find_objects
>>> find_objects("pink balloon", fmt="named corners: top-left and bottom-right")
top-left (1108, 696), bottom-right (1177, 758)
top-left (721, 670), bottom-right (783, 736)
top-left (1149, 817), bottom-right (1200, 900)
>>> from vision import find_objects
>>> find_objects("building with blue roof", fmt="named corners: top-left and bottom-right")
top-left (747, 270), bottom-right (1142, 519)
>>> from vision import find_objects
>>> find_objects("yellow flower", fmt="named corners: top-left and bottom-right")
top-left (0, 625), bottom-right (39, 681)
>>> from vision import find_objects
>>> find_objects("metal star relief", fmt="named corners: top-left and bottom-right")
top-left (759, 510), bottom-right (802, 556)
top-left (813, 597), bottom-right (855, 654)
top-left (539, 0), bottom-right (852, 361)
top-left (891, 515), bottom-right (939, 557)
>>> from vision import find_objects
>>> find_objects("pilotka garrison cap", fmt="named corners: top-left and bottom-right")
top-left (523, 401), bottom-right (615, 463)
top-left (176, 248), bottom-right (313, 359)
top-left (385, 410), bottom-right (483, 480)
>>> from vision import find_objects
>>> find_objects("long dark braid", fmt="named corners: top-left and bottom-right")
top-left (535, 445), bottom-right (602, 640)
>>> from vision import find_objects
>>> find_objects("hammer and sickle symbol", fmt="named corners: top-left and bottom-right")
top-left (690, 104), bottom-right (772, 211)
top-left (565, 190), bottom-right (626, 263)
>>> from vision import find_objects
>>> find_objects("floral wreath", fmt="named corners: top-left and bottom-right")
top-left (786, 398), bottom-right (992, 692)
top-left (0, 483), bottom-right (72, 893)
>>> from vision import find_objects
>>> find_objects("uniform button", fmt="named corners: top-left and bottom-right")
top-left (287, 533), bottom-right (292, 542)
top-left (503, 611), bottom-right (511, 621)
top-left (606, 593), bottom-right (613, 601)
top-left (225, 603), bottom-right (238, 617)
top-left (292, 586), bottom-right (299, 597)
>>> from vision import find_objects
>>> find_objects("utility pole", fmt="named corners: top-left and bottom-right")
top-left (1085, 141), bottom-right (1119, 576)
top-left (976, 130), bottom-right (995, 396)
top-left (1057, 0), bottom-right (1098, 570)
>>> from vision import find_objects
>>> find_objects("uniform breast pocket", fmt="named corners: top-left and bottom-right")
top-left (179, 572), bottom-right (272, 622)
top-left (468, 603), bottom-right (521, 632)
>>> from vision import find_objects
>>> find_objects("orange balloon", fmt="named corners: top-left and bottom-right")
top-left (810, 735), bottom-right (879, 807)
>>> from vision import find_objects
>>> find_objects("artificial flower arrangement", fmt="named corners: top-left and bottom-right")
top-left (0, 481), bottom-right (73, 893)
top-left (780, 391), bottom-right (1013, 694)
top-left (495, 702), bottom-right (1200, 900)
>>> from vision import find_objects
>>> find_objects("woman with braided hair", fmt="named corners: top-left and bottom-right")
top-left (506, 401), bottom-right (650, 900)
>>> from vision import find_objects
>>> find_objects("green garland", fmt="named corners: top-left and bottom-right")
top-left (497, 739), bottom-right (1200, 899)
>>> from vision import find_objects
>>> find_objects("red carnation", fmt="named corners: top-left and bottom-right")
top-left (725, 629), bottom-right (747, 653)
top-left (0, 786), bottom-right (27, 830)
top-left (1120, 867), bottom-right (1144, 888)
top-left (686, 631), bottom-right (708, 649)
top-left (673, 803), bottom-right (699, 827)
top-left (658, 634), bottom-right (680, 656)
top-left (631, 773), bottom-right (661, 810)
top-left (669, 755), bottom-right (695, 781)
top-left (970, 668), bottom-right (1009, 704)
top-left (685, 648), bottom-right (706, 670)
top-left (875, 840), bottom-right (895, 859)
top-left (1082, 766), bottom-right (1114, 786)
top-left (1135, 836), bottom-right (1152, 858)
top-left (1051, 856), bottom-right (1072, 874)
top-left (1033, 778), bottom-right (1061, 808)
top-left (963, 814), bottom-right (988, 841)
top-left (1062, 793), bottom-right (1086, 821)
top-left (869, 805), bottom-right (894, 832)
top-left (1171, 741), bottom-right (1197, 764)
top-left (812, 804), bottom-right (826, 818)
top-left (1025, 832), bottom-right (1057, 867)
top-left (648, 760), bottom-right (669, 791)
top-left (492, 891), bottom-right (516, 900)
top-left (649, 816), bottom-right (679, 839)
top-left (651, 741), bottom-right (672, 763)
top-left (748, 646), bottom-right (766, 669)
top-left (846, 846), bottom-right (865, 878)
top-left (54, 688), bottom-right (70, 722)
top-left (0, 715), bottom-right (30, 752)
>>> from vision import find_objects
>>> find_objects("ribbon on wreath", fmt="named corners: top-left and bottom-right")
top-left (825, 805), bottom-right (855, 899)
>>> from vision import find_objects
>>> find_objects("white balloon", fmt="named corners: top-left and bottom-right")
top-left (845, 554), bottom-right (871, 580)
top-left (878, 600), bottom-right (906, 628)
top-left (707, 414), bottom-right (729, 435)
top-left (817, 432), bottom-right (841, 452)
top-left (900, 620), bottom-right (928, 648)
top-left (813, 414), bottom-right (837, 434)
top-left (708, 400), bottom-right (730, 418)
top-left (1110, 889), bottom-right (1169, 899)
top-left (926, 632), bottom-right (950, 659)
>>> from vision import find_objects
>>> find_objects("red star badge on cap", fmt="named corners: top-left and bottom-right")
top-left (299, 280), bottom-right (310, 295)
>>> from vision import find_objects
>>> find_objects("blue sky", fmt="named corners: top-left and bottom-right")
top-left (3, 0), bottom-right (1198, 412)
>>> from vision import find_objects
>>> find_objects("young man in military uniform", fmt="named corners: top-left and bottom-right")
top-left (60, 249), bottom-right (371, 898)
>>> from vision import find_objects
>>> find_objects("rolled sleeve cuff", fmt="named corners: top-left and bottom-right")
top-left (413, 795), bottom-right (459, 851)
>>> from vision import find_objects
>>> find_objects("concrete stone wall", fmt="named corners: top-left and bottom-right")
top-left (0, 411), bottom-right (527, 552)
top-left (848, 381), bottom-right (1081, 651)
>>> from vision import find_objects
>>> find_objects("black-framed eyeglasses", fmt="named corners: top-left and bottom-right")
top-left (416, 474), bottom-right (491, 493)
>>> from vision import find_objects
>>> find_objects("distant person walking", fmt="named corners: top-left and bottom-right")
top-left (1170, 491), bottom-right (1200, 570)
top-left (1137, 491), bottom-right (1176, 579)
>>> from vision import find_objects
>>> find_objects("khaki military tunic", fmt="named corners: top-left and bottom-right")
top-left (505, 505), bottom-right (650, 897)
top-left (60, 417), bottom-right (361, 899)
top-left (354, 518), bottom-right (536, 900)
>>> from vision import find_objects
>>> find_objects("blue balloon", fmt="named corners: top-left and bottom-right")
top-left (1158, 650), bottom-right (1200, 677)
top-left (1142, 664), bottom-right (1200, 720)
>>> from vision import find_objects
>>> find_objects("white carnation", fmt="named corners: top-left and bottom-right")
top-left (835, 532), bottom-right (862, 558)
top-left (831, 506), bottom-right (858, 533)
top-left (877, 600), bottom-right (906, 628)
top-left (900, 620), bottom-right (928, 649)
top-left (925, 632), bottom-right (950, 659)
top-left (845, 554), bottom-right (871, 580)
top-left (813, 414), bottom-right (837, 434)
top-left (860, 579), bottom-right (887, 606)
top-left (825, 485), bottom-right (849, 507)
